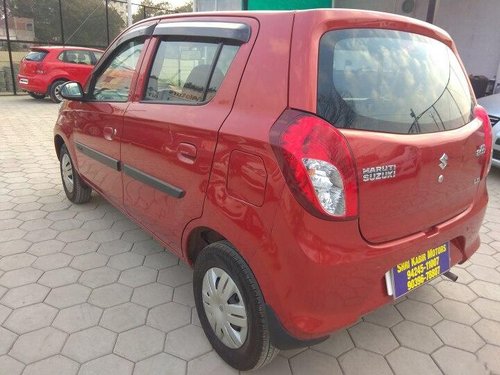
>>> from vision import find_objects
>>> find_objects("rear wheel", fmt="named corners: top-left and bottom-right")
top-left (28, 92), bottom-right (45, 100)
top-left (193, 241), bottom-right (278, 371)
top-left (60, 144), bottom-right (92, 203)
top-left (49, 79), bottom-right (67, 103)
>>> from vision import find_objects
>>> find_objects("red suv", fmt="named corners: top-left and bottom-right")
top-left (53, 10), bottom-right (492, 370)
top-left (18, 46), bottom-right (103, 102)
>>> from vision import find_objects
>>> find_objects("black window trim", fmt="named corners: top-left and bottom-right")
top-left (153, 21), bottom-right (251, 44)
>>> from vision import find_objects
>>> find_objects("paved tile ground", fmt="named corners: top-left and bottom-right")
top-left (0, 95), bottom-right (500, 375)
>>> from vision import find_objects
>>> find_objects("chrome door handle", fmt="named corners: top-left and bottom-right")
top-left (103, 126), bottom-right (116, 141)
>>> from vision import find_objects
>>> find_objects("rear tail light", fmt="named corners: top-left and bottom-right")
top-left (270, 110), bottom-right (358, 220)
top-left (474, 105), bottom-right (493, 177)
top-left (35, 62), bottom-right (45, 74)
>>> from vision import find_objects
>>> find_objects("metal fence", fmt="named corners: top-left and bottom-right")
top-left (0, 0), bottom-right (173, 94)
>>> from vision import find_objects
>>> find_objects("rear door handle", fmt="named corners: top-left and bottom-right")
top-left (177, 143), bottom-right (197, 164)
top-left (103, 126), bottom-right (116, 141)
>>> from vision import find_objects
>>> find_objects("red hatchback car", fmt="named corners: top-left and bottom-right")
top-left (53, 10), bottom-right (492, 370)
top-left (18, 46), bottom-right (103, 102)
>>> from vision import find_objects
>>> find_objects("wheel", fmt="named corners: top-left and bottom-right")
top-left (193, 241), bottom-right (278, 371)
top-left (49, 79), bottom-right (67, 103)
top-left (28, 92), bottom-right (45, 99)
top-left (59, 144), bottom-right (92, 203)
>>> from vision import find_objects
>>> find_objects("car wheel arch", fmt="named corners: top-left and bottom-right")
top-left (185, 226), bottom-right (230, 266)
top-left (54, 135), bottom-right (66, 160)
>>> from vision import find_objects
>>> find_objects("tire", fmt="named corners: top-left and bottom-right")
top-left (28, 92), bottom-right (45, 99)
top-left (49, 79), bottom-right (67, 103)
top-left (193, 241), bottom-right (278, 371)
top-left (59, 144), bottom-right (92, 203)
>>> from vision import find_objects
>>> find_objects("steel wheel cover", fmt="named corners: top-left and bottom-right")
top-left (61, 153), bottom-right (74, 193)
top-left (202, 267), bottom-right (248, 349)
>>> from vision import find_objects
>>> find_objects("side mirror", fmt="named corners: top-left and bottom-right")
top-left (60, 82), bottom-right (84, 100)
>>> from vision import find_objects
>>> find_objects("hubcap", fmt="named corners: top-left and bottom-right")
top-left (202, 267), bottom-right (248, 349)
top-left (54, 83), bottom-right (63, 102)
top-left (61, 153), bottom-right (74, 193)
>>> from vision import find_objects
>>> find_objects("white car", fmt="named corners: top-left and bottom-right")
top-left (478, 93), bottom-right (500, 168)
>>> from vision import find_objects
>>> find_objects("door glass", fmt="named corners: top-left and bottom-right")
top-left (92, 39), bottom-right (145, 102)
top-left (144, 40), bottom-right (238, 103)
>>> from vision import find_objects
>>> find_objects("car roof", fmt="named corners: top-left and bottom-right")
top-left (478, 93), bottom-right (500, 117)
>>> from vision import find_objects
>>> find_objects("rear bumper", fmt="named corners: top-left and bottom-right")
top-left (17, 74), bottom-right (47, 94)
top-left (257, 181), bottom-right (488, 342)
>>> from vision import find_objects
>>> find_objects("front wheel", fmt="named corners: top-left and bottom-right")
top-left (60, 144), bottom-right (92, 203)
top-left (49, 79), bottom-right (67, 103)
top-left (193, 241), bottom-right (278, 371)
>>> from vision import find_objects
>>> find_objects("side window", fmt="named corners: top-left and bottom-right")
top-left (92, 39), bottom-right (145, 102)
top-left (58, 50), bottom-right (91, 64)
top-left (93, 51), bottom-right (104, 63)
top-left (144, 40), bottom-right (239, 103)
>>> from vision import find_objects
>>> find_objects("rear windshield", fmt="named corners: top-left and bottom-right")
top-left (317, 29), bottom-right (474, 134)
top-left (25, 50), bottom-right (49, 62)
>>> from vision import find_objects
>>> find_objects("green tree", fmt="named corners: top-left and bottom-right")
top-left (132, 0), bottom-right (193, 23)
top-left (6, 0), bottom-right (124, 47)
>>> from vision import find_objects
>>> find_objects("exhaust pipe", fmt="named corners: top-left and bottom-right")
top-left (443, 271), bottom-right (458, 282)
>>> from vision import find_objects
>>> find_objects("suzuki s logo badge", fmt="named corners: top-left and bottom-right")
top-left (475, 144), bottom-right (486, 157)
top-left (439, 153), bottom-right (448, 170)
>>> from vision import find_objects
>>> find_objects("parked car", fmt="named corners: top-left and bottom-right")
top-left (53, 10), bottom-right (491, 370)
top-left (478, 93), bottom-right (500, 168)
top-left (17, 46), bottom-right (104, 103)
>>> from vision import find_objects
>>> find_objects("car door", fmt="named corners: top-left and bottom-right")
top-left (121, 19), bottom-right (256, 253)
top-left (70, 36), bottom-right (150, 206)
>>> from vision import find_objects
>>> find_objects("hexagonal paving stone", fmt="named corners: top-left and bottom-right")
top-left (70, 252), bottom-right (108, 271)
top-left (81, 218), bottom-right (114, 232)
top-left (131, 283), bottom-right (174, 308)
top-left (396, 299), bottom-right (442, 326)
top-left (79, 354), bottom-right (133, 375)
top-left (434, 280), bottom-right (478, 303)
top-left (363, 304), bottom-right (403, 327)
top-left (108, 252), bottom-right (144, 271)
top-left (187, 351), bottom-right (237, 375)
top-left (470, 252), bottom-right (500, 268)
top-left (173, 283), bottom-right (195, 307)
top-left (62, 326), bottom-right (116, 363)
top-left (312, 329), bottom-right (354, 357)
top-left (392, 320), bottom-right (443, 353)
top-left (20, 218), bottom-right (53, 231)
top-left (62, 240), bottom-right (99, 256)
top-left (56, 228), bottom-right (91, 243)
top-left (122, 229), bottom-right (151, 243)
top-left (0, 267), bottom-right (42, 288)
top-left (0, 304), bottom-right (11, 325)
top-left (132, 239), bottom-right (164, 256)
top-left (289, 349), bottom-right (341, 375)
top-left (52, 303), bottom-right (102, 333)
top-left (0, 355), bottom-right (24, 375)
top-left (114, 326), bottom-right (164, 362)
top-left (111, 219), bottom-right (138, 233)
top-left (24, 228), bottom-right (57, 242)
top-left (89, 229), bottom-right (122, 243)
top-left (9, 327), bottom-right (67, 364)
top-left (4, 303), bottom-right (57, 334)
top-left (471, 298), bottom-right (500, 321)
top-left (473, 319), bottom-right (500, 346)
top-left (477, 344), bottom-right (500, 375)
top-left (134, 353), bottom-right (186, 375)
top-left (97, 239), bottom-right (132, 256)
top-left (143, 251), bottom-right (179, 270)
top-left (1, 283), bottom-right (49, 308)
top-left (88, 283), bottom-right (133, 308)
top-left (158, 264), bottom-right (193, 287)
top-left (45, 284), bottom-right (91, 309)
top-left (100, 302), bottom-right (147, 333)
top-left (467, 265), bottom-right (500, 283)
top-left (79, 266), bottom-right (120, 288)
top-left (432, 347), bottom-right (488, 375)
top-left (434, 320), bottom-right (485, 352)
top-left (165, 325), bottom-right (211, 360)
top-left (32, 253), bottom-right (72, 271)
top-left (27, 239), bottom-right (65, 256)
top-left (147, 302), bottom-right (191, 333)
top-left (339, 348), bottom-right (392, 375)
top-left (0, 228), bottom-right (26, 242)
top-left (0, 253), bottom-right (35, 271)
top-left (348, 322), bottom-right (398, 355)
top-left (22, 355), bottom-right (78, 375)
top-left (434, 299), bottom-right (481, 325)
top-left (469, 280), bottom-right (500, 301)
top-left (118, 266), bottom-right (158, 287)
top-left (387, 347), bottom-right (441, 375)
top-left (0, 239), bottom-right (31, 257)
top-left (37, 267), bottom-right (81, 288)
top-left (0, 327), bottom-right (17, 355)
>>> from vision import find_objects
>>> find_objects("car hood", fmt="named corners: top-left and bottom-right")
top-left (478, 93), bottom-right (500, 117)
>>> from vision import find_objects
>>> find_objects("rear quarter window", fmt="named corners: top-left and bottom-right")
top-left (317, 29), bottom-right (474, 134)
top-left (25, 50), bottom-right (48, 62)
